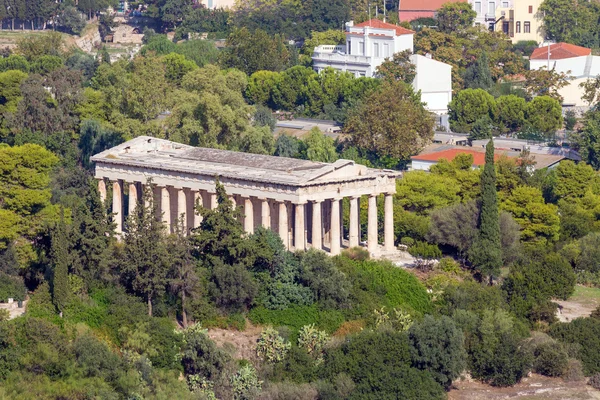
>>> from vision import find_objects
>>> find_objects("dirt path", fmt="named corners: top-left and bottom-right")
top-left (450, 374), bottom-right (600, 400)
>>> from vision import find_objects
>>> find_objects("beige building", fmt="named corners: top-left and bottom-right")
top-left (91, 137), bottom-right (400, 256)
top-left (495, 0), bottom-right (545, 44)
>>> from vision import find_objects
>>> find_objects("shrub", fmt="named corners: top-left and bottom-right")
top-left (335, 257), bottom-right (432, 317)
top-left (257, 327), bottom-right (291, 363)
top-left (589, 373), bottom-right (600, 390)
top-left (437, 257), bottom-right (461, 274)
top-left (297, 324), bottom-right (330, 363)
top-left (400, 237), bottom-right (415, 247)
top-left (549, 318), bottom-right (600, 375)
top-left (0, 273), bottom-right (26, 302)
top-left (333, 320), bottom-right (365, 337)
top-left (532, 342), bottom-right (568, 377)
top-left (563, 358), bottom-right (585, 382)
top-left (249, 305), bottom-right (344, 340)
top-left (408, 315), bottom-right (467, 389)
top-left (269, 345), bottom-right (320, 383)
top-left (260, 382), bottom-right (318, 400)
top-left (440, 280), bottom-right (506, 316)
top-left (341, 247), bottom-right (370, 261)
top-left (231, 364), bottom-right (262, 400)
top-left (298, 249), bottom-right (350, 309)
top-left (73, 334), bottom-right (122, 381)
top-left (181, 325), bottom-right (231, 380)
top-left (322, 330), bottom-right (445, 399)
top-left (408, 241), bottom-right (442, 259)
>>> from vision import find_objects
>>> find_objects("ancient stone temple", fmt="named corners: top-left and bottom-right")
top-left (92, 136), bottom-right (400, 256)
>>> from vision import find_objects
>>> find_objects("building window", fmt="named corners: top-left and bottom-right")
top-left (528, 5), bottom-right (533, 13)
top-left (524, 21), bottom-right (530, 33)
top-left (374, 43), bottom-right (379, 58)
top-left (347, 41), bottom-right (351, 54)
top-left (502, 1), bottom-right (508, 6)
top-left (516, 21), bottom-right (521, 33)
top-left (359, 41), bottom-right (364, 55)
top-left (475, 2), bottom-right (481, 12)
top-left (489, 1), bottom-right (495, 11)
top-left (384, 43), bottom-right (390, 57)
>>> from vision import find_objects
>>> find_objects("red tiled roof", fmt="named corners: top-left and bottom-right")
top-left (399, 0), bottom-right (466, 11)
top-left (530, 42), bottom-right (591, 60)
top-left (354, 19), bottom-right (414, 36)
top-left (411, 149), bottom-right (506, 166)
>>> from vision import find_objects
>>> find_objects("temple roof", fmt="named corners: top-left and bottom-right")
top-left (91, 136), bottom-right (399, 187)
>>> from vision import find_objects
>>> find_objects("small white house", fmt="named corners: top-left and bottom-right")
top-left (312, 19), bottom-right (453, 114)
top-left (529, 42), bottom-right (600, 107)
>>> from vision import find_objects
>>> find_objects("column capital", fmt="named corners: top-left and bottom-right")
top-left (293, 200), bottom-right (308, 205)
top-left (310, 199), bottom-right (322, 204)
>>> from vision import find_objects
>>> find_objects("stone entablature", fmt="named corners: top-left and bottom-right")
top-left (92, 136), bottom-right (400, 256)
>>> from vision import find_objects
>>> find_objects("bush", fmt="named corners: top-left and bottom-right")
top-left (549, 318), bottom-right (600, 375)
top-left (249, 305), bottom-right (344, 340)
top-left (0, 273), bottom-right (26, 302)
top-left (589, 373), bottom-right (600, 390)
top-left (532, 342), bottom-right (568, 377)
top-left (563, 358), bottom-right (585, 382)
top-left (256, 327), bottom-right (291, 363)
top-left (400, 237), bottom-right (415, 247)
top-left (322, 330), bottom-right (445, 399)
top-left (231, 364), bottom-right (262, 400)
top-left (298, 249), bottom-right (350, 309)
top-left (408, 241), bottom-right (442, 259)
top-left (297, 324), bottom-right (329, 363)
top-left (268, 346), bottom-right (319, 384)
top-left (341, 247), bottom-right (370, 261)
top-left (408, 315), bottom-right (466, 389)
top-left (335, 257), bottom-right (432, 317)
top-left (73, 334), bottom-right (122, 381)
top-left (181, 325), bottom-right (231, 380)
top-left (440, 280), bottom-right (506, 316)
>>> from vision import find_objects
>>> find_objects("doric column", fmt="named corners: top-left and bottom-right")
top-left (330, 198), bottom-right (341, 255)
top-left (128, 182), bottom-right (138, 217)
top-left (368, 194), bottom-right (378, 254)
top-left (294, 202), bottom-right (306, 250)
top-left (98, 179), bottom-right (106, 204)
top-left (112, 180), bottom-right (122, 236)
top-left (260, 198), bottom-right (270, 229)
top-left (193, 191), bottom-right (203, 228)
top-left (229, 195), bottom-right (237, 209)
top-left (244, 197), bottom-right (254, 234)
top-left (160, 186), bottom-right (171, 233)
top-left (177, 188), bottom-right (187, 234)
top-left (384, 193), bottom-right (395, 251)
top-left (278, 202), bottom-right (289, 249)
top-left (209, 192), bottom-right (218, 210)
top-left (312, 200), bottom-right (322, 250)
top-left (349, 196), bottom-right (359, 248)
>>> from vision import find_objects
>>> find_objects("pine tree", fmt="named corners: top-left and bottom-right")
top-left (122, 181), bottom-right (169, 316)
top-left (469, 139), bottom-right (502, 283)
top-left (464, 51), bottom-right (493, 91)
top-left (51, 217), bottom-right (70, 317)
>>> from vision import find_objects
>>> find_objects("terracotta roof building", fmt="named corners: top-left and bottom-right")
top-left (398, 0), bottom-right (467, 21)
top-left (530, 43), bottom-right (591, 60)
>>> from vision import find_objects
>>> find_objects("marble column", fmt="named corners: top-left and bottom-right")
top-left (160, 186), bottom-right (171, 233)
top-left (294, 202), bottom-right (306, 250)
top-left (311, 200), bottom-right (322, 250)
top-left (349, 196), bottom-right (360, 248)
top-left (368, 194), bottom-right (378, 254)
top-left (193, 191), bottom-right (202, 228)
top-left (384, 193), bottom-right (395, 251)
top-left (98, 179), bottom-right (106, 204)
top-left (177, 188), bottom-right (187, 234)
top-left (260, 198), bottom-right (270, 229)
top-left (128, 182), bottom-right (139, 217)
top-left (278, 202), bottom-right (289, 250)
top-left (244, 197), bottom-right (254, 234)
top-left (209, 192), bottom-right (218, 210)
top-left (229, 195), bottom-right (237, 208)
top-left (330, 198), bottom-right (341, 255)
top-left (112, 180), bottom-right (122, 236)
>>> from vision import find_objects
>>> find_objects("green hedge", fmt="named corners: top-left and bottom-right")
top-left (336, 257), bottom-right (432, 316)
top-left (249, 304), bottom-right (344, 337)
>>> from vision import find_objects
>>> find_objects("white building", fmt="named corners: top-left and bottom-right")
top-left (469, 0), bottom-right (513, 29)
top-left (312, 19), bottom-right (453, 114)
top-left (529, 42), bottom-right (600, 106)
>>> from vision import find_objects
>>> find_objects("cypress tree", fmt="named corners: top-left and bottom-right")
top-left (469, 139), bottom-right (502, 282)
top-left (51, 218), bottom-right (70, 317)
